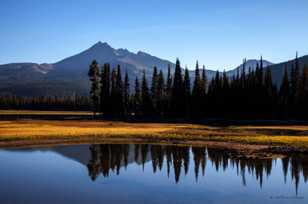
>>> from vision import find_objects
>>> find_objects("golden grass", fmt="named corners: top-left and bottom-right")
top-left (234, 125), bottom-right (308, 131)
top-left (0, 118), bottom-right (308, 148)
top-left (0, 120), bottom-right (172, 139)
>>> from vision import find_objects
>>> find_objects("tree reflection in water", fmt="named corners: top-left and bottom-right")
top-left (87, 144), bottom-right (308, 194)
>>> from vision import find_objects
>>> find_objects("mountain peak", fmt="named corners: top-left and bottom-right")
top-left (90, 41), bottom-right (112, 50)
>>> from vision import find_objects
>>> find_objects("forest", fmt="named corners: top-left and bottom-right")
top-left (0, 95), bottom-right (90, 111)
top-left (1, 55), bottom-right (307, 120)
top-left (88, 55), bottom-right (308, 120)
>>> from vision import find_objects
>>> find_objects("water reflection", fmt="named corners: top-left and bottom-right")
top-left (85, 144), bottom-right (308, 194)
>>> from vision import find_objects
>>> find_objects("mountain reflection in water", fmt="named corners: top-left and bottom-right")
top-left (80, 144), bottom-right (308, 193)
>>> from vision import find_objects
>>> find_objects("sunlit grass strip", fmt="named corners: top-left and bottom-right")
top-left (1, 120), bottom-right (308, 148)
top-left (233, 125), bottom-right (308, 131)
top-left (202, 135), bottom-right (308, 147)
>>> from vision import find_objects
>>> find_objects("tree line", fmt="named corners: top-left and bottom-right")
top-left (88, 55), bottom-right (308, 119)
top-left (0, 95), bottom-right (90, 111)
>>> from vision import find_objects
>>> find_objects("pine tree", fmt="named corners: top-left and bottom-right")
top-left (124, 71), bottom-right (130, 116)
top-left (171, 59), bottom-right (185, 116)
top-left (141, 71), bottom-right (153, 116)
top-left (201, 65), bottom-right (207, 93)
top-left (183, 67), bottom-right (191, 117)
top-left (192, 61), bottom-right (201, 94)
top-left (151, 66), bottom-right (159, 112)
top-left (133, 77), bottom-right (141, 115)
top-left (88, 60), bottom-right (100, 115)
top-left (290, 53), bottom-right (301, 115)
top-left (166, 64), bottom-right (173, 95)
top-left (222, 70), bottom-right (229, 114)
top-left (201, 65), bottom-right (208, 115)
top-left (222, 70), bottom-right (229, 90)
top-left (264, 68), bottom-right (276, 117)
top-left (157, 70), bottom-right (165, 115)
top-left (191, 61), bottom-right (202, 118)
top-left (100, 63), bottom-right (110, 115)
top-left (165, 64), bottom-right (173, 114)
top-left (110, 68), bottom-right (117, 115)
top-left (254, 57), bottom-right (265, 117)
top-left (212, 71), bottom-right (223, 114)
top-left (264, 68), bottom-right (273, 92)
top-left (279, 65), bottom-right (290, 116)
top-left (115, 65), bottom-right (124, 116)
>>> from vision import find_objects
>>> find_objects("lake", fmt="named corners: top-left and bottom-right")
top-left (0, 143), bottom-right (307, 204)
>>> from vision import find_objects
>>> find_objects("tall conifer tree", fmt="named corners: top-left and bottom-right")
top-left (191, 61), bottom-right (203, 118)
top-left (124, 71), bottom-right (130, 116)
top-left (100, 63), bottom-right (110, 115)
top-left (171, 59), bottom-right (185, 116)
top-left (134, 77), bottom-right (141, 115)
top-left (165, 64), bottom-right (173, 114)
top-left (88, 60), bottom-right (100, 115)
top-left (157, 70), bottom-right (165, 115)
top-left (151, 66), bottom-right (159, 112)
top-left (280, 65), bottom-right (290, 116)
top-left (110, 68), bottom-right (117, 115)
top-left (290, 53), bottom-right (301, 108)
top-left (116, 65), bottom-right (124, 116)
top-left (184, 67), bottom-right (191, 116)
top-left (141, 71), bottom-right (152, 115)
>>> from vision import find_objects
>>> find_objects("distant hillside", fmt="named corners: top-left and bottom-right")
top-left (226, 59), bottom-right (273, 77)
top-left (267, 55), bottom-right (308, 86)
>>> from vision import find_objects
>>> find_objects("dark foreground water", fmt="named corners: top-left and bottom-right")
top-left (0, 144), bottom-right (307, 204)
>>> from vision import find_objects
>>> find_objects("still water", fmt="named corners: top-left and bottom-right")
top-left (0, 144), bottom-right (307, 204)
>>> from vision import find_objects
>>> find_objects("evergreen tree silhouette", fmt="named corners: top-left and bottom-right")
top-left (165, 64), bottom-right (173, 115)
top-left (133, 77), bottom-right (141, 115)
top-left (191, 61), bottom-right (203, 118)
top-left (183, 67), bottom-right (191, 117)
top-left (170, 59), bottom-right (185, 116)
top-left (151, 66), bottom-right (159, 114)
top-left (141, 71), bottom-right (153, 116)
top-left (157, 70), bottom-right (165, 115)
top-left (124, 71), bottom-right (130, 116)
top-left (100, 63), bottom-right (110, 115)
top-left (116, 65), bottom-right (124, 116)
top-left (279, 65), bottom-right (290, 117)
top-left (88, 60), bottom-right (100, 115)
top-left (110, 68), bottom-right (117, 115)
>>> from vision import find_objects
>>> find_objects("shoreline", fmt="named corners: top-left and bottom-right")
top-left (1, 110), bottom-right (308, 158)
top-left (1, 132), bottom-right (308, 160)
top-left (0, 137), bottom-right (284, 159)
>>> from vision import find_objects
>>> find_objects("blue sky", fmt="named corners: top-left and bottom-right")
top-left (0, 0), bottom-right (307, 70)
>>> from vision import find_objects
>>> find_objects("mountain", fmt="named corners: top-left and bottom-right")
top-left (1, 41), bottom-right (305, 97)
top-left (0, 42), bottom-right (216, 96)
top-left (0, 42), bottom-right (174, 96)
